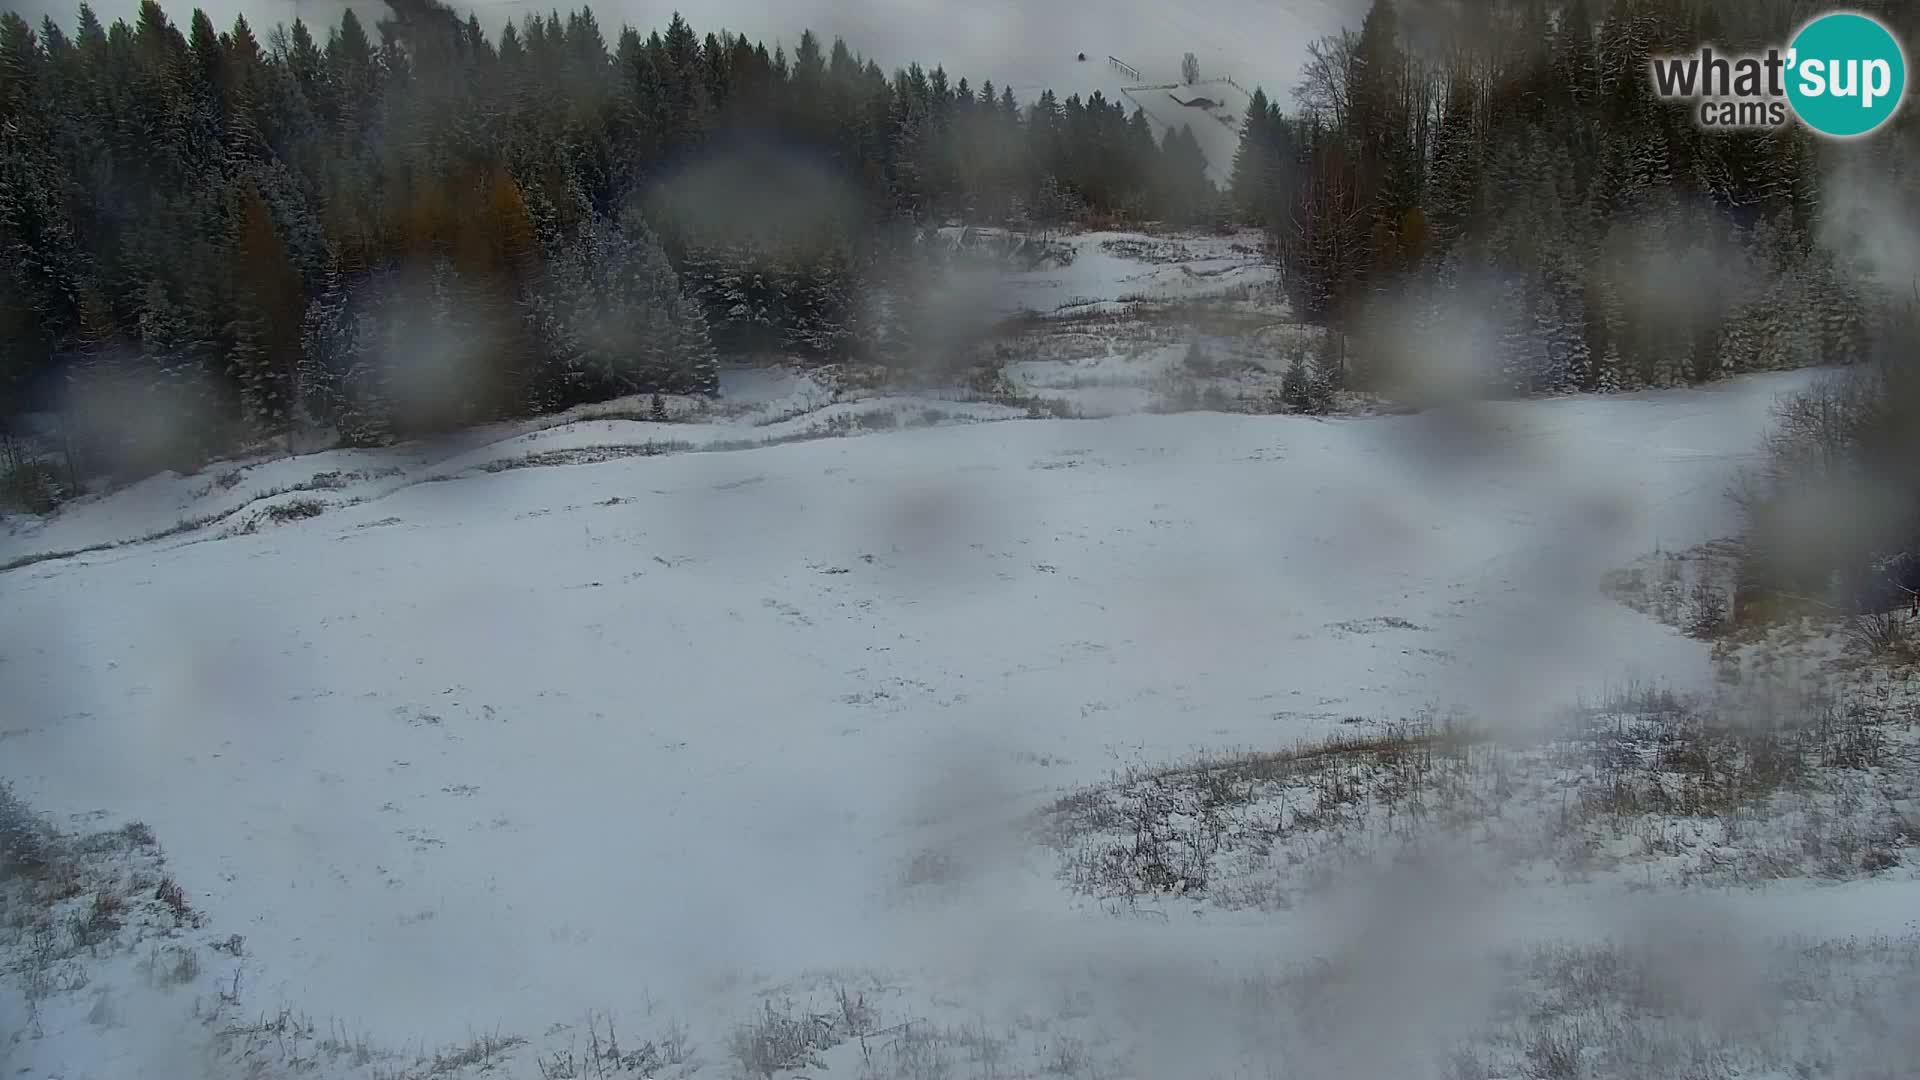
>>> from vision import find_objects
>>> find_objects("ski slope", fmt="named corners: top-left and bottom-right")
top-left (1005, 64), bottom-right (1257, 188)
top-left (0, 362), bottom-right (1847, 1078)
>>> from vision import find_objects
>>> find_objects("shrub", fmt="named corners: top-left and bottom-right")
top-left (729, 1000), bottom-right (833, 1078)
top-left (1686, 580), bottom-right (1729, 639)
top-left (1735, 331), bottom-right (1920, 624)
top-left (263, 497), bottom-right (327, 524)
top-left (1024, 396), bottom-right (1075, 419)
top-left (156, 876), bottom-right (197, 924)
top-left (0, 782), bottom-right (57, 878)
top-left (0, 456), bottom-right (70, 514)
top-left (1843, 610), bottom-right (1911, 657)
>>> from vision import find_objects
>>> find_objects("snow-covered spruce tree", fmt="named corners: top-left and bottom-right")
top-left (1281, 348), bottom-right (1311, 413)
top-left (780, 252), bottom-right (858, 363)
top-left (1809, 248), bottom-right (1869, 367)
top-left (136, 279), bottom-right (190, 363)
top-left (1495, 272), bottom-right (1541, 396)
top-left (1308, 327), bottom-right (1344, 405)
top-left (0, 108), bottom-right (83, 368)
top-left (1583, 261), bottom-right (1628, 393)
top-left (528, 214), bottom-right (718, 402)
top-left (674, 289), bottom-right (720, 395)
top-left (226, 184), bottom-right (307, 436)
top-left (1543, 270), bottom-right (1590, 394)
top-left (291, 275), bottom-right (346, 444)
top-left (523, 220), bottom-right (595, 409)
top-left (298, 272), bottom-right (391, 447)
top-left (678, 243), bottom-right (780, 355)
top-left (0, 0), bottom-right (1889, 456)
top-left (637, 224), bottom-right (721, 394)
top-left (1228, 88), bottom-right (1276, 223)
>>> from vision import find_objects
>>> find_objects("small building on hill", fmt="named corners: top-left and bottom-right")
top-left (1166, 88), bottom-right (1220, 109)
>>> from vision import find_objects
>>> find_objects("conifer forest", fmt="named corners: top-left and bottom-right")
top-left (8, 6), bottom-right (1920, 1075)
top-left (0, 0), bottom-right (1914, 471)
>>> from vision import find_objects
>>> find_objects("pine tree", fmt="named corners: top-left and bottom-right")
top-left (0, 0), bottom-right (1869, 467)
top-left (1229, 87), bottom-right (1274, 220)
top-left (675, 293), bottom-right (719, 394)
top-left (1306, 330), bottom-right (1341, 411)
top-left (229, 185), bottom-right (306, 432)
top-left (1281, 349), bottom-right (1310, 412)
top-left (1424, 69), bottom-right (1478, 252)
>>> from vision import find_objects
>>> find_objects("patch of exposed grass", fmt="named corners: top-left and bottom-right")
top-left (264, 497), bottom-right (327, 523)
top-left (1, 480), bottom-right (372, 573)
top-left (1047, 717), bottom-right (1485, 904)
top-left (476, 442), bottom-right (696, 473)
top-left (1, 787), bottom-right (235, 1040)
top-left (1045, 671), bottom-right (1920, 907)
top-left (1604, 539), bottom-right (1745, 641)
top-left (728, 998), bottom-right (838, 1078)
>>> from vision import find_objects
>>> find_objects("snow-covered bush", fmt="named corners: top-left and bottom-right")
top-left (0, 782), bottom-right (56, 878)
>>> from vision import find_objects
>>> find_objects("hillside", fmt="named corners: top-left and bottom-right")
top-left (7, 225), bottom-right (1918, 1080)
top-left (13, 309), bottom-right (1915, 1079)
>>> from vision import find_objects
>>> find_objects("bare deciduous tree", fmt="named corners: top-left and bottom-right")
top-left (1293, 31), bottom-right (1357, 129)
top-left (1181, 51), bottom-right (1200, 85)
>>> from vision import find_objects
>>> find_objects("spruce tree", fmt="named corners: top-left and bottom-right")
top-left (1229, 87), bottom-right (1273, 220)
top-left (0, 0), bottom-right (1882, 467)
top-left (1281, 349), bottom-right (1310, 412)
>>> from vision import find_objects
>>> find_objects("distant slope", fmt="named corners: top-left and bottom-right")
top-left (1130, 79), bottom-right (1257, 187)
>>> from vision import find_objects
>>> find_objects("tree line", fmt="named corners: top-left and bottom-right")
top-left (0, 0), bottom-right (1218, 474)
top-left (1, 0), bottom-right (1915, 492)
top-left (1232, 0), bottom-right (1918, 402)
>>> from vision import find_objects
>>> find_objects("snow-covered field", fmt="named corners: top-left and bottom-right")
top-left (1, 229), bottom-right (1279, 568)
top-left (952, 229), bottom-right (1277, 319)
top-left (4, 228), bottom-right (1917, 1079)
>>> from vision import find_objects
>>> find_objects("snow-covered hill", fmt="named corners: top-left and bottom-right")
top-left (6, 220), bottom-right (1913, 1079)
top-left (13, 360), bottom-right (1904, 1080)
top-left (0, 228), bottom-right (1284, 568)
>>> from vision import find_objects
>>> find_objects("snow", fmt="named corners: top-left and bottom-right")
top-left (983, 54), bottom-right (1260, 186)
top-left (3, 355), bottom-right (1868, 1078)
top-left (1122, 80), bottom-right (1257, 187)
top-left (0, 226), bottom-right (1901, 1078)
top-left (942, 228), bottom-right (1277, 319)
top-left (1002, 344), bottom-right (1194, 415)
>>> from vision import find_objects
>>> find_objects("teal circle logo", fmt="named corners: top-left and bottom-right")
top-left (1785, 12), bottom-right (1907, 138)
